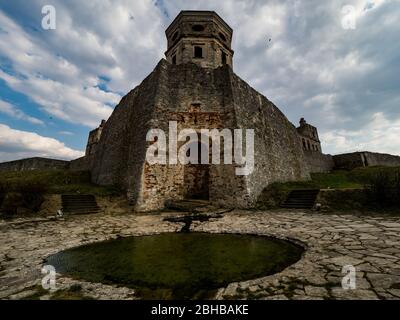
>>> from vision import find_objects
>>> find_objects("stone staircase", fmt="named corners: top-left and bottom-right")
top-left (281, 189), bottom-right (320, 209)
top-left (61, 194), bottom-right (101, 215)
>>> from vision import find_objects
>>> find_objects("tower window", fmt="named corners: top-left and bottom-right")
top-left (194, 46), bottom-right (203, 58)
top-left (172, 55), bottom-right (177, 65)
top-left (192, 25), bottom-right (205, 32)
top-left (221, 51), bottom-right (227, 65)
top-left (219, 32), bottom-right (227, 42)
top-left (171, 31), bottom-right (179, 42)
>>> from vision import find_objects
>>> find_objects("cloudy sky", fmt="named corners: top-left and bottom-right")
top-left (0, 0), bottom-right (399, 162)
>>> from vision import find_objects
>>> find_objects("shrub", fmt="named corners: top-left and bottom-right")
top-left (0, 181), bottom-right (6, 207)
top-left (256, 183), bottom-right (290, 209)
top-left (0, 181), bottom-right (47, 216)
top-left (394, 171), bottom-right (400, 206)
top-left (17, 181), bottom-right (48, 212)
top-left (365, 169), bottom-right (400, 208)
top-left (1, 192), bottom-right (24, 216)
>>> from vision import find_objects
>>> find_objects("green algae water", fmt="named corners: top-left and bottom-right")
top-left (46, 232), bottom-right (303, 299)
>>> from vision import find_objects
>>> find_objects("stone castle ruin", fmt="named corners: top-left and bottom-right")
top-left (1, 11), bottom-right (400, 211)
top-left (71, 11), bottom-right (310, 211)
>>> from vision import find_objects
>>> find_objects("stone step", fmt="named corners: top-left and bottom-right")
top-left (61, 194), bottom-right (100, 215)
top-left (62, 196), bottom-right (96, 200)
top-left (284, 200), bottom-right (316, 205)
top-left (281, 189), bottom-right (320, 209)
top-left (63, 210), bottom-right (101, 215)
top-left (62, 202), bottom-right (98, 206)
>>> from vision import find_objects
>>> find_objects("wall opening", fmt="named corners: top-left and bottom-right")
top-left (194, 46), bottom-right (203, 58)
top-left (183, 140), bottom-right (209, 200)
top-left (172, 55), bottom-right (177, 65)
top-left (192, 25), bottom-right (205, 32)
top-left (219, 32), bottom-right (227, 42)
top-left (221, 51), bottom-right (227, 65)
top-left (172, 31), bottom-right (179, 42)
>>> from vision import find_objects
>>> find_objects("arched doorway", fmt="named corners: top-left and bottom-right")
top-left (183, 140), bottom-right (210, 200)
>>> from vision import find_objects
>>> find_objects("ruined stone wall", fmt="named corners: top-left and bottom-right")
top-left (363, 152), bottom-right (400, 167)
top-left (333, 152), bottom-right (400, 170)
top-left (332, 153), bottom-right (364, 170)
top-left (304, 151), bottom-right (334, 173)
top-left (0, 157), bottom-right (69, 172)
top-left (134, 61), bottom-right (246, 210)
top-left (90, 60), bottom-right (163, 202)
top-left (69, 155), bottom-right (95, 172)
top-left (85, 121), bottom-right (105, 156)
top-left (88, 60), bottom-right (310, 211)
top-left (228, 69), bottom-right (310, 206)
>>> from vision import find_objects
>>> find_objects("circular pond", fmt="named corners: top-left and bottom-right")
top-left (46, 232), bottom-right (303, 299)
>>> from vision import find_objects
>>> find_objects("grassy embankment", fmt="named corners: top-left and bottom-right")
top-left (257, 166), bottom-right (400, 211)
top-left (0, 170), bottom-right (119, 196)
top-left (0, 170), bottom-right (121, 216)
top-left (275, 166), bottom-right (400, 191)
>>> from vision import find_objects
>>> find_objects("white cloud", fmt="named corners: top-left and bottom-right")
top-left (0, 99), bottom-right (44, 125)
top-left (58, 131), bottom-right (74, 136)
top-left (0, 8), bottom-right (122, 127)
top-left (0, 0), bottom-right (399, 160)
top-left (0, 124), bottom-right (84, 161)
top-left (321, 112), bottom-right (400, 155)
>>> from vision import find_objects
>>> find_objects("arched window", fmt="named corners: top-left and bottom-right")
top-left (221, 50), bottom-right (227, 65)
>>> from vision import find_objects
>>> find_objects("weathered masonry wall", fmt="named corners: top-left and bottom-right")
top-left (333, 152), bottom-right (400, 170)
top-left (304, 151), bottom-right (334, 173)
top-left (69, 155), bottom-right (95, 172)
top-left (0, 157), bottom-right (69, 172)
top-left (85, 60), bottom-right (311, 211)
top-left (85, 120), bottom-right (106, 156)
top-left (228, 68), bottom-right (310, 206)
top-left (332, 153), bottom-right (365, 170)
top-left (363, 152), bottom-right (400, 167)
top-left (90, 60), bottom-right (163, 199)
top-left (134, 61), bottom-right (246, 210)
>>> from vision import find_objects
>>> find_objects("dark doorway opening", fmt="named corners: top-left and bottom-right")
top-left (221, 51), bottom-right (227, 65)
top-left (183, 141), bottom-right (209, 200)
top-left (194, 46), bottom-right (203, 58)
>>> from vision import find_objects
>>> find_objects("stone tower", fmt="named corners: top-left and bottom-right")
top-left (165, 11), bottom-right (234, 68)
top-left (296, 118), bottom-right (322, 152)
top-left (75, 11), bottom-right (310, 211)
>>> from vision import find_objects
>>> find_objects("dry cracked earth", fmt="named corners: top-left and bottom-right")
top-left (1, 210), bottom-right (400, 300)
